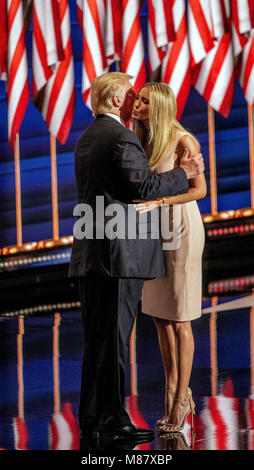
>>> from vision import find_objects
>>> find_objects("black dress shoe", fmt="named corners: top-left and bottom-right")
top-left (80, 424), bottom-right (154, 449)
top-left (89, 426), bottom-right (154, 447)
top-left (115, 425), bottom-right (154, 440)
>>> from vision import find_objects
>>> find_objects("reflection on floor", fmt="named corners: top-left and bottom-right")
top-left (0, 293), bottom-right (254, 451)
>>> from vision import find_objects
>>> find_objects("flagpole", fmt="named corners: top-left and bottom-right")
top-left (207, 105), bottom-right (218, 215)
top-left (14, 314), bottom-right (29, 450)
top-left (50, 134), bottom-right (59, 241)
top-left (53, 312), bottom-right (61, 414)
top-left (14, 133), bottom-right (23, 246)
top-left (247, 104), bottom-right (254, 209)
top-left (210, 296), bottom-right (218, 397)
top-left (17, 315), bottom-right (24, 419)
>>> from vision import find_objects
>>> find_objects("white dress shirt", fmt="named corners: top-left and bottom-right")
top-left (106, 113), bottom-right (125, 126)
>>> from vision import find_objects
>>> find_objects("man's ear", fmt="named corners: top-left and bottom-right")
top-left (112, 95), bottom-right (122, 108)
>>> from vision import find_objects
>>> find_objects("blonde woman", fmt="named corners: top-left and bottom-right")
top-left (132, 82), bottom-right (206, 433)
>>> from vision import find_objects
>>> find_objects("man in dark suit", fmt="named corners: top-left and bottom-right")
top-left (69, 72), bottom-right (204, 447)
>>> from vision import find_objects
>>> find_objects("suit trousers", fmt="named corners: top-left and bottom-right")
top-left (78, 271), bottom-right (144, 431)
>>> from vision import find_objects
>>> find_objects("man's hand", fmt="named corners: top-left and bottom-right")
top-left (180, 149), bottom-right (205, 180)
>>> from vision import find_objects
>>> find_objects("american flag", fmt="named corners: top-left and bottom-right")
top-left (105, 0), bottom-right (122, 65)
top-left (161, 0), bottom-right (191, 120)
top-left (121, 0), bottom-right (146, 93)
top-left (6, 0), bottom-right (31, 148)
top-left (0, 0), bottom-right (8, 80)
top-left (236, 0), bottom-right (254, 106)
top-left (13, 416), bottom-right (28, 450)
top-left (239, 30), bottom-right (254, 106)
top-left (191, 0), bottom-right (235, 118)
top-left (188, 0), bottom-right (214, 67)
top-left (231, 0), bottom-right (249, 57)
top-left (147, 0), bottom-right (175, 74)
top-left (48, 403), bottom-right (79, 450)
top-left (77, 0), bottom-right (108, 108)
top-left (236, 0), bottom-right (254, 34)
top-left (76, 0), bottom-right (83, 28)
top-left (32, 0), bottom-right (64, 95)
top-left (33, 0), bottom-right (75, 144)
top-left (195, 394), bottom-right (239, 450)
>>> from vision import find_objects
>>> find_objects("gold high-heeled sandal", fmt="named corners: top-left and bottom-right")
top-left (158, 392), bottom-right (195, 433)
top-left (157, 387), bottom-right (194, 428)
top-left (157, 387), bottom-right (175, 427)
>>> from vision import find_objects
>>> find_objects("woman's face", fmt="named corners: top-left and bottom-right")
top-left (132, 87), bottom-right (150, 126)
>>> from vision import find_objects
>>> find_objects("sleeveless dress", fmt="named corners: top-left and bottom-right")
top-left (142, 132), bottom-right (205, 322)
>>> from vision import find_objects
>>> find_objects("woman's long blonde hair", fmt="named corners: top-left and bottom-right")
top-left (134, 82), bottom-right (200, 171)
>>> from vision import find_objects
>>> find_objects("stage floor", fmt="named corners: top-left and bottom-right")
top-left (0, 292), bottom-right (254, 451)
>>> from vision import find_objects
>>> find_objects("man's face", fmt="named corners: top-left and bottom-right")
top-left (119, 81), bottom-right (136, 122)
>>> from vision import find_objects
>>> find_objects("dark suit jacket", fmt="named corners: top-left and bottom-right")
top-left (68, 115), bottom-right (188, 279)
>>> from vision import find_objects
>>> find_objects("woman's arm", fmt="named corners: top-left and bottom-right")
top-left (134, 135), bottom-right (206, 212)
top-left (164, 134), bottom-right (207, 204)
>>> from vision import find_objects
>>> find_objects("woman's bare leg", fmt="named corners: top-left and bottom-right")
top-left (173, 321), bottom-right (194, 399)
top-left (153, 317), bottom-right (178, 420)
top-left (165, 320), bottom-right (195, 429)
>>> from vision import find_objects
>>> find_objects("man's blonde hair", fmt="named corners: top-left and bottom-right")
top-left (91, 72), bottom-right (132, 116)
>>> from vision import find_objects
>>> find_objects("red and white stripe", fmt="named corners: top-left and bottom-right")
top-left (231, 0), bottom-right (249, 57)
top-left (148, 0), bottom-right (175, 74)
top-left (32, 0), bottom-right (64, 95)
top-left (39, 0), bottom-right (75, 144)
top-left (76, 0), bottom-right (83, 28)
top-left (192, 0), bottom-right (249, 116)
top-left (234, 0), bottom-right (254, 105)
top-left (0, 0), bottom-right (8, 80)
top-left (48, 403), bottom-right (79, 450)
top-left (196, 395), bottom-right (239, 450)
top-left (78, 0), bottom-right (108, 108)
top-left (13, 417), bottom-right (28, 450)
top-left (7, 0), bottom-right (30, 148)
top-left (192, 33), bottom-right (234, 117)
top-left (161, 0), bottom-right (191, 120)
top-left (188, 0), bottom-right (214, 66)
top-left (105, 0), bottom-right (122, 65)
top-left (239, 29), bottom-right (254, 106)
top-left (191, 1), bottom-right (235, 118)
top-left (209, 0), bottom-right (230, 39)
top-left (236, 0), bottom-right (254, 34)
top-left (121, 0), bottom-right (146, 93)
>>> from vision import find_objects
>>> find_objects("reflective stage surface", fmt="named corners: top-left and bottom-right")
top-left (0, 293), bottom-right (254, 451)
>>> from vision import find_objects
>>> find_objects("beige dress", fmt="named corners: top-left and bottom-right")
top-left (142, 132), bottom-right (205, 322)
